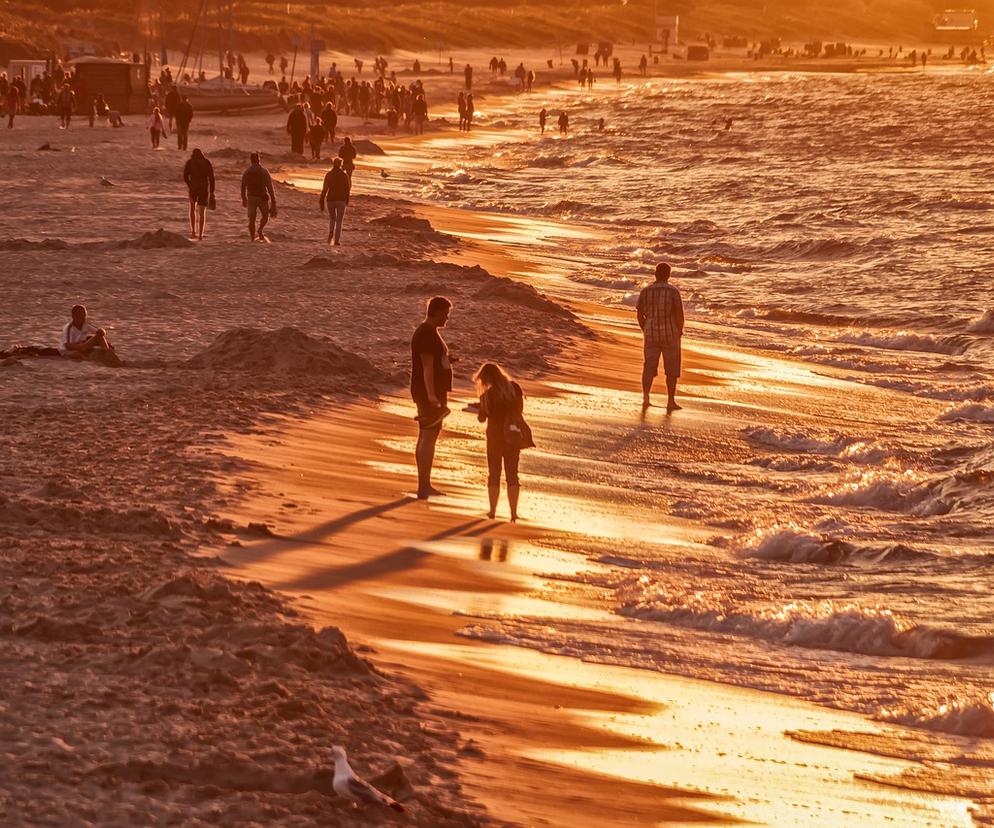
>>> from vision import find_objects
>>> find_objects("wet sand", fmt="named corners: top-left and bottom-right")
top-left (1, 46), bottom-right (986, 825)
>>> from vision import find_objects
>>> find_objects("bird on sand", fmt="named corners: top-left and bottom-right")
top-left (331, 745), bottom-right (406, 812)
top-left (380, 169), bottom-right (389, 179)
top-left (100, 177), bottom-right (115, 187)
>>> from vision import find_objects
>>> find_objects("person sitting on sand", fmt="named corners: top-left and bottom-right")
top-left (475, 362), bottom-right (531, 522)
top-left (61, 305), bottom-right (122, 367)
top-left (240, 152), bottom-right (277, 242)
top-left (636, 262), bottom-right (684, 412)
top-left (319, 157), bottom-right (351, 246)
top-left (411, 296), bottom-right (455, 499)
top-left (183, 148), bottom-right (215, 240)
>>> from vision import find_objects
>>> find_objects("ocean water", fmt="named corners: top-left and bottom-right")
top-left (387, 69), bottom-right (994, 812)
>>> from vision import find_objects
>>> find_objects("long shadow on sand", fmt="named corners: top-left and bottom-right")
top-left (234, 496), bottom-right (417, 564)
top-left (275, 517), bottom-right (493, 592)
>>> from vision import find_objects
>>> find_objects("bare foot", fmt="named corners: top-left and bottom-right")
top-left (666, 400), bottom-right (683, 412)
top-left (486, 511), bottom-right (496, 520)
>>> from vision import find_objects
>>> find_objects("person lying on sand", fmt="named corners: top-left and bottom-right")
top-left (60, 304), bottom-right (122, 367)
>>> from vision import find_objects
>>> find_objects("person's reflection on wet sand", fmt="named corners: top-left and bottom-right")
top-left (479, 538), bottom-right (509, 562)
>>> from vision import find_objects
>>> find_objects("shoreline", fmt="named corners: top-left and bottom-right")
top-left (2, 51), bottom-right (990, 826)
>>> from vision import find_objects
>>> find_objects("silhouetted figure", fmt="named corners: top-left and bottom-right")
top-left (56, 84), bottom-right (75, 129)
top-left (174, 95), bottom-right (193, 150)
top-left (457, 91), bottom-right (467, 131)
top-left (464, 63), bottom-right (473, 90)
top-left (286, 103), bottom-right (307, 154)
top-left (539, 107), bottom-right (547, 134)
top-left (266, 53), bottom-right (276, 74)
top-left (183, 148), bottom-right (215, 240)
top-left (338, 136), bottom-right (357, 176)
top-left (5, 85), bottom-right (19, 128)
top-left (637, 262), bottom-right (684, 412)
top-left (475, 362), bottom-right (531, 521)
top-left (558, 110), bottom-right (568, 135)
top-left (308, 117), bottom-right (326, 159)
top-left (320, 102), bottom-right (337, 142)
top-left (319, 156), bottom-right (351, 246)
top-left (412, 93), bottom-right (428, 135)
top-left (411, 296), bottom-right (454, 499)
top-left (240, 152), bottom-right (277, 241)
top-left (464, 93), bottom-right (474, 130)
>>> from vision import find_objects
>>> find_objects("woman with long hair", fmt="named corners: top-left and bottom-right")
top-left (474, 362), bottom-right (527, 521)
top-left (147, 106), bottom-right (167, 148)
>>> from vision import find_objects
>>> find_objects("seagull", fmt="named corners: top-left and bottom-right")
top-left (380, 168), bottom-right (389, 179)
top-left (331, 745), bottom-right (406, 813)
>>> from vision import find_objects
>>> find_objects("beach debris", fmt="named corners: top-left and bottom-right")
top-left (99, 177), bottom-right (115, 187)
top-left (331, 746), bottom-right (406, 812)
top-left (36, 143), bottom-right (57, 151)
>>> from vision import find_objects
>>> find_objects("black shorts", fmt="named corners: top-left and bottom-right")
top-left (189, 188), bottom-right (209, 207)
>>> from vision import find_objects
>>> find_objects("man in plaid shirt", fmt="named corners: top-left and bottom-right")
top-left (636, 262), bottom-right (684, 412)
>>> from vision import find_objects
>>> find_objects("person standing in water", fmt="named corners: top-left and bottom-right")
top-left (319, 157), bottom-right (351, 246)
top-left (475, 362), bottom-right (528, 521)
top-left (558, 110), bottom-right (569, 135)
top-left (636, 262), bottom-right (684, 412)
top-left (183, 148), bottom-right (215, 240)
top-left (464, 93), bottom-right (474, 130)
top-left (240, 152), bottom-right (277, 242)
top-left (411, 296), bottom-right (454, 499)
top-left (539, 107), bottom-right (547, 134)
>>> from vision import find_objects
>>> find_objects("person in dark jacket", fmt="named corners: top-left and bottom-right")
top-left (318, 157), bottom-right (351, 245)
top-left (337, 136), bottom-right (357, 176)
top-left (174, 95), bottom-right (194, 150)
top-left (308, 117), bottom-right (325, 160)
top-left (320, 102), bottom-right (337, 143)
top-left (286, 103), bottom-right (308, 154)
top-left (183, 148), bottom-right (215, 239)
top-left (474, 362), bottom-right (526, 521)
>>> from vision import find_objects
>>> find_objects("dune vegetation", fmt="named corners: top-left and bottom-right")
top-left (0, 0), bottom-right (987, 63)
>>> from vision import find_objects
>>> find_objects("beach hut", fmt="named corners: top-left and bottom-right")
top-left (68, 57), bottom-right (147, 114)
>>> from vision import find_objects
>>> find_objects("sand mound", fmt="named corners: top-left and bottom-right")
top-left (371, 212), bottom-right (436, 233)
top-left (474, 276), bottom-right (576, 319)
top-left (208, 147), bottom-right (249, 159)
top-left (0, 238), bottom-right (71, 250)
top-left (353, 139), bottom-right (386, 155)
top-left (111, 229), bottom-right (193, 250)
top-left (184, 327), bottom-right (384, 386)
top-left (0, 230), bottom-right (191, 252)
top-left (0, 494), bottom-right (182, 538)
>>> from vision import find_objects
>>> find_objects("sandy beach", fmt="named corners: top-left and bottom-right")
top-left (2, 46), bottom-right (992, 826)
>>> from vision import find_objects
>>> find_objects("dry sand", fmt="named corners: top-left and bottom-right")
top-left (1, 50), bottom-right (986, 826)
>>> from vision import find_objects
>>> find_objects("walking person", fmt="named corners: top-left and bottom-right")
top-left (457, 91), bottom-right (466, 131)
top-left (412, 93), bottom-right (428, 135)
top-left (308, 116), bottom-right (326, 160)
top-left (183, 148), bottom-right (215, 240)
top-left (240, 152), bottom-right (277, 242)
top-left (636, 262), bottom-right (684, 412)
top-left (147, 106), bottom-right (167, 148)
top-left (337, 136), bottom-right (357, 176)
top-left (174, 94), bottom-right (193, 150)
top-left (464, 93), bottom-right (474, 130)
top-left (411, 296), bottom-right (454, 500)
top-left (475, 362), bottom-right (531, 521)
top-left (558, 110), bottom-right (569, 135)
top-left (319, 157), bottom-right (351, 246)
top-left (286, 102), bottom-right (308, 155)
top-left (539, 107), bottom-right (547, 134)
top-left (56, 83), bottom-right (75, 129)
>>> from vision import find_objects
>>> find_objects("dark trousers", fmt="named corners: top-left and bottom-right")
top-left (290, 132), bottom-right (305, 154)
top-left (176, 123), bottom-right (189, 150)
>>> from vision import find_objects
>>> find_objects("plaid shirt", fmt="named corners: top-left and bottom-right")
top-left (637, 282), bottom-right (683, 346)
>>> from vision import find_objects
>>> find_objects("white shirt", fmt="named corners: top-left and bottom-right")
top-left (61, 320), bottom-right (99, 354)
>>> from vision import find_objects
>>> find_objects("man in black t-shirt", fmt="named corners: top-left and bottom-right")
top-left (411, 296), bottom-right (453, 499)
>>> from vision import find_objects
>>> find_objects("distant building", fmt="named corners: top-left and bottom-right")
top-left (934, 9), bottom-right (978, 32)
